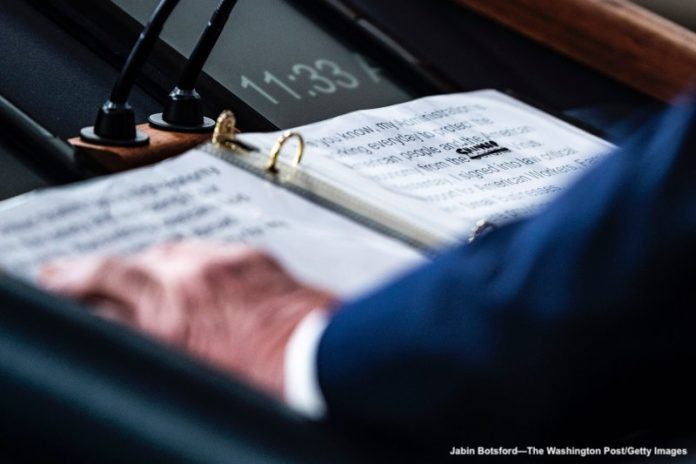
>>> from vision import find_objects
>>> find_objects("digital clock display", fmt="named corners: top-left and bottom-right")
top-left (112, 0), bottom-right (415, 128)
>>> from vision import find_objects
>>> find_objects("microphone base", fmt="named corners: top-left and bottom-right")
top-left (148, 113), bottom-right (216, 133)
top-left (80, 126), bottom-right (150, 147)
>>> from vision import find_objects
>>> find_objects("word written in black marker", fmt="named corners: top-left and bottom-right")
top-left (456, 140), bottom-right (510, 158)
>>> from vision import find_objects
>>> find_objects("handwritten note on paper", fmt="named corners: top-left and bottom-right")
top-left (0, 151), bottom-right (422, 298)
top-left (241, 90), bottom-right (614, 227)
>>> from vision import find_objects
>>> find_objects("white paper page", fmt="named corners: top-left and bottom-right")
top-left (239, 90), bottom-right (614, 233)
top-left (0, 151), bottom-right (422, 298)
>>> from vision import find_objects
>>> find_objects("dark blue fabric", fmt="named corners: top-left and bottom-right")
top-left (318, 100), bottom-right (696, 445)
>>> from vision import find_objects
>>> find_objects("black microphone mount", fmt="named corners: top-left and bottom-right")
top-left (81, 0), bottom-right (180, 147)
top-left (149, 0), bottom-right (238, 133)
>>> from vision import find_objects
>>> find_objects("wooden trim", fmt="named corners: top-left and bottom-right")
top-left (452, 0), bottom-right (696, 101)
top-left (69, 124), bottom-right (210, 172)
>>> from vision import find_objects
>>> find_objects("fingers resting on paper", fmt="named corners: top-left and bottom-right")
top-left (39, 241), bottom-right (337, 398)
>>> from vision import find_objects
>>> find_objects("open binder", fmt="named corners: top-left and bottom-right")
top-left (0, 90), bottom-right (613, 297)
top-left (205, 89), bottom-right (613, 249)
top-left (205, 120), bottom-right (450, 250)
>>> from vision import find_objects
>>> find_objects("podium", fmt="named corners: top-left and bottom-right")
top-left (0, 0), bottom-right (694, 461)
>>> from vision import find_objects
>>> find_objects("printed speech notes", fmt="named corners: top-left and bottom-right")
top-left (0, 90), bottom-right (615, 297)
top-left (240, 90), bottom-right (614, 229)
top-left (0, 151), bottom-right (422, 298)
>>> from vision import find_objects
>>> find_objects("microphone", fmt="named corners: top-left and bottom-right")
top-left (81, 0), bottom-right (180, 147)
top-left (149, 0), bottom-right (238, 133)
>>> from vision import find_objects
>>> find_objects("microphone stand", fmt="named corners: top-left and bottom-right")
top-left (81, 0), bottom-right (180, 147)
top-left (149, 0), bottom-right (239, 133)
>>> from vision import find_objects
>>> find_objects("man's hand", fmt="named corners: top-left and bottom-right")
top-left (40, 242), bottom-right (337, 399)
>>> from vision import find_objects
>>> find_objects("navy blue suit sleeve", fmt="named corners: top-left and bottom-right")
top-left (317, 101), bottom-right (696, 444)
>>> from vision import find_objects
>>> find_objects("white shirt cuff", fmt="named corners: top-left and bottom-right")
top-left (284, 310), bottom-right (330, 419)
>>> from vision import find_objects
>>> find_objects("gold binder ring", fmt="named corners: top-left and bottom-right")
top-left (213, 110), bottom-right (239, 145)
top-left (212, 110), bottom-right (240, 149)
top-left (266, 131), bottom-right (304, 174)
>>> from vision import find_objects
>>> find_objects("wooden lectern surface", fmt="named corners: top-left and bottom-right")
top-left (69, 124), bottom-right (211, 172)
top-left (453, 0), bottom-right (696, 102)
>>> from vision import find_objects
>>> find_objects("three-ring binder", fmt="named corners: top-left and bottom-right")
top-left (212, 110), bottom-right (305, 174)
top-left (207, 109), bottom-right (455, 250)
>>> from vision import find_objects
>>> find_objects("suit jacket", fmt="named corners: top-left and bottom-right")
top-left (317, 99), bottom-right (696, 446)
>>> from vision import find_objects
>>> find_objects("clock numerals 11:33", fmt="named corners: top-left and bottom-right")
top-left (240, 54), bottom-right (382, 105)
